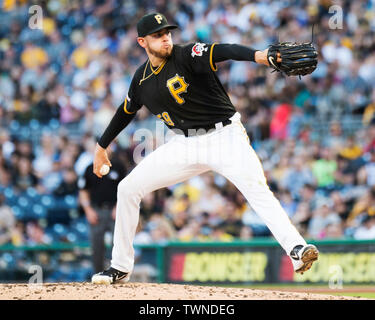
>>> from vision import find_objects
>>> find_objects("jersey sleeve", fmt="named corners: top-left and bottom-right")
top-left (123, 74), bottom-right (142, 114)
top-left (212, 43), bottom-right (256, 63)
top-left (180, 42), bottom-right (218, 74)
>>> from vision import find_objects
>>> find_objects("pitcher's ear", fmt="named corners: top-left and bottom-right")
top-left (137, 37), bottom-right (146, 48)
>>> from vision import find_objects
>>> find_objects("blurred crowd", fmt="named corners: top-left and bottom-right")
top-left (1, 0), bottom-right (375, 259)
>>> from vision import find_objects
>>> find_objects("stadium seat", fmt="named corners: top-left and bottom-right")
top-left (17, 196), bottom-right (30, 208)
top-left (53, 223), bottom-right (67, 236)
top-left (9, 120), bottom-right (20, 133)
top-left (41, 195), bottom-right (54, 208)
top-left (71, 222), bottom-right (89, 241)
top-left (29, 119), bottom-right (41, 131)
top-left (0, 253), bottom-right (16, 269)
top-left (26, 187), bottom-right (38, 199)
top-left (3, 188), bottom-right (16, 205)
top-left (11, 205), bottom-right (25, 220)
top-left (31, 204), bottom-right (47, 219)
top-left (66, 232), bottom-right (78, 243)
top-left (48, 119), bottom-right (60, 130)
top-left (64, 195), bottom-right (77, 208)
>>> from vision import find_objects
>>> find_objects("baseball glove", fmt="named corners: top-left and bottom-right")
top-left (267, 42), bottom-right (318, 77)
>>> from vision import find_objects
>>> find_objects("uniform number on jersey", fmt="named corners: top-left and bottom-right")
top-left (157, 112), bottom-right (175, 126)
top-left (166, 74), bottom-right (189, 105)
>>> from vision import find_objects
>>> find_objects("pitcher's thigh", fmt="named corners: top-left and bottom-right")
top-left (118, 139), bottom-right (209, 199)
top-left (211, 133), bottom-right (267, 185)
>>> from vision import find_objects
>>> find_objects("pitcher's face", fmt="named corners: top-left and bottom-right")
top-left (138, 28), bottom-right (173, 60)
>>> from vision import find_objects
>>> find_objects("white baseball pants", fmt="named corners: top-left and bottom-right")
top-left (111, 112), bottom-right (306, 273)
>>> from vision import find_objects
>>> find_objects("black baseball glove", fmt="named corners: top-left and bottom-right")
top-left (267, 42), bottom-right (318, 76)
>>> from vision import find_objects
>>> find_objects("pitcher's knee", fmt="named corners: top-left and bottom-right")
top-left (117, 178), bottom-right (143, 201)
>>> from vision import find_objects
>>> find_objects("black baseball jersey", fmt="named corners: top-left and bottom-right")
top-left (78, 161), bottom-right (126, 206)
top-left (124, 43), bottom-right (236, 131)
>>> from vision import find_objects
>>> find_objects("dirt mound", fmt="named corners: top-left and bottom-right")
top-left (0, 282), bottom-right (367, 300)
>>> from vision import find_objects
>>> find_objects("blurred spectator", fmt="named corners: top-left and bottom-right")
top-left (339, 135), bottom-right (362, 160)
top-left (362, 89), bottom-right (375, 125)
top-left (13, 140), bottom-right (34, 161)
top-left (279, 189), bottom-right (297, 218)
top-left (209, 225), bottom-right (234, 242)
top-left (330, 191), bottom-right (351, 221)
top-left (41, 160), bottom-right (63, 194)
top-left (311, 147), bottom-right (337, 189)
top-left (239, 225), bottom-right (253, 240)
top-left (291, 202), bottom-right (312, 237)
top-left (270, 96), bottom-right (293, 140)
top-left (148, 213), bottom-right (176, 243)
top-left (324, 121), bottom-right (345, 152)
top-left (271, 155), bottom-right (290, 186)
top-left (133, 217), bottom-right (152, 245)
top-left (353, 215), bottom-right (375, 240)
top-left (0, 147), bottom-right (11, 187)
top-left (334, 155), bottom-right (356, 188)
top-left (170, 210), bottom-right (190, 232)
top-left (357, 148), bottom-right (375, 187)
top-left (74, 134), bottom-right (96, 177)
top-left (11, 221), bottom-right (25, 246)
top-left (281, 155), bottom-right (315, 199)
top-left (0, 194), bottom-right (16, 245)
top-left (32, 90), bottom-right (60, 124)
top-left (177, 220), bottom-right (202, 241)
top-left (192, 180), bottom-right (226, 216)
top-left (324, 221), bottom-right (345, 239)
top-left (363, 125), bottom-right (375, 153)
top-left (166, 193), bottom-right (192, 217)
top-left (140, 191), bottom-right (165, 221)
top-left (12, 156), bottom-right (40, 192)
top-left (299, 184), bottom-right (318, 210)
top-left (347, 186), bottom-right (375, 227)
top-left (308, 199), bottom-right (342, 239)
top-left (53, 168), bottom-right (78, 197)
top-left (20, 43), bottom-right (49, 69)
top-left (218, 201), bottom-right (243, 237)
top-left (25, 221), bottom-right (51, 245)
top-left (33, 133), bottom-right (56, 179)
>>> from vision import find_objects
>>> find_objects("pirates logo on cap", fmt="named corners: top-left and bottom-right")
top-left (137, 13), bottom-right (178, 37)
top-left (154, 14), bottom-right (163, 24)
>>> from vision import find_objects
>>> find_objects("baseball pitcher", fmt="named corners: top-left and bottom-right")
top-left (91, 13), bottom-right (319, 284)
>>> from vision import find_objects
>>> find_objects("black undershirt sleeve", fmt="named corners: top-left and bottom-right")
top-left (97, 103), bottom-right (136, 149)
top-left (212, 43), bottom-right (257, 63)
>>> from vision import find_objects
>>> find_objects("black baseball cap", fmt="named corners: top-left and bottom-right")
top-left (137, 13), bottom-right (178, 37)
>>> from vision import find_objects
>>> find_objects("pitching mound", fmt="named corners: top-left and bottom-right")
top-left (0, 282), bottom-right (367, 300)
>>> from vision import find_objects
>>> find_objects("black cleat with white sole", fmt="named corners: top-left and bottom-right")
top-left (91, 267), bottom-right (129, 284)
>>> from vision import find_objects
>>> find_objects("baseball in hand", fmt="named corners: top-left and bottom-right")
top-left (100, 164), bottom-right (110, 176)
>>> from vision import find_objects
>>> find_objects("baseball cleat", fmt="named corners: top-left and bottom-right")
top-left (290, 244), bottom-right (319, 274)
top-left (91, 267), bottom-right (130, 284)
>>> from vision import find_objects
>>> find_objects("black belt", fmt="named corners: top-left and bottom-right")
top-left (174, 119), bottom-right (232, 137)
